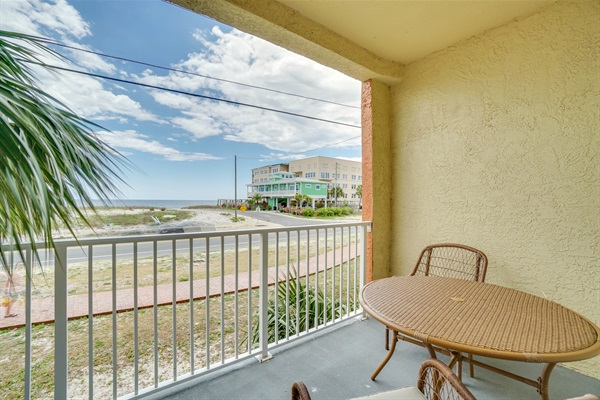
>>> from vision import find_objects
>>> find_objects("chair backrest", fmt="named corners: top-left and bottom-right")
top-left (410, 244), bottom-right (487, 282)
top-left (418, 359), bottom-right (476, 400)
top-left (291, 381), bottom-right (312, 400)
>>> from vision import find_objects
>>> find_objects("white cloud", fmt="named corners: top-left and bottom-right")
top-left (97, 130), bottom-right (222, 162)
top-left (0, 0), bottom-right (161, 124)
top-left (0, 0), bottom-right (90, 38)
top-left (62, 40), bottom-right (117, 74)
top-left (137, 27), bottom-right (361, 153)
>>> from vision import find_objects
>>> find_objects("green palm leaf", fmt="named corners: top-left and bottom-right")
top-left (0, 30), bottom-right (130, 274)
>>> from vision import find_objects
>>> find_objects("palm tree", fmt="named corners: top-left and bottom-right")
top-left (356, 184), bottom-right (362, 208)
top-left (249, 193), bottom-right (263, 209)
top-left (0, 31), bottom-right (128, 275)
top-left (293, 193), bottom-right (304, 208)
top-left (328, 186), bottom-right (344, 206)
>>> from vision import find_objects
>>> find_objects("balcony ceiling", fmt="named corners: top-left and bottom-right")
top-left (174, 0), bottom-right (554, 82)
top-left (277, 0), bottom-right (553, 64)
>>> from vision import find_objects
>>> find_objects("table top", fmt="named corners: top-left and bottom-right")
top-left (360, 276), bottom-right (600, 363)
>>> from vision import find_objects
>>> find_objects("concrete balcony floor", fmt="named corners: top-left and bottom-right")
top-left (164, 317), bottom-right (599, 400)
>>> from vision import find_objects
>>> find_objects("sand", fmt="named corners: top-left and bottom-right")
top-left (53, 207), bottom-right (279, 239)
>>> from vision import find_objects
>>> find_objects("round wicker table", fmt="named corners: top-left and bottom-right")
top-left (360, 276), bottom-right (600, 400)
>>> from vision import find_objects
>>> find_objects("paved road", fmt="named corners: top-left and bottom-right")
top-left (16, 212), bottom-right (361, 268)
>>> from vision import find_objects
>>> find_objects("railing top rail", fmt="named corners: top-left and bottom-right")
top-left (1, 221), bottom-right (372, 250)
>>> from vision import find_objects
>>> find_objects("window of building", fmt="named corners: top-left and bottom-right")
top-left (315, 185), bottom-right (321, 190)
top-left (305, 184), bottom-right (311, 188)
top-left (290, 184), bottom-right (295, 190)
top-left (351, 175), bottom-right (356, 180)
top-left (358, 175), bottom-right (362, 181)
top-left (343, 184), bottom-right (348, 189)
top-left (273, 168), bottom-right (279, 173)
top-left (322, 163), bottom-right (328, 168)
top-left (321, 172), bottom-right (330, 179)
top-left (342, 174), bottom-right (348, 179)
top-left (352, 184), bottom-right (357, 189)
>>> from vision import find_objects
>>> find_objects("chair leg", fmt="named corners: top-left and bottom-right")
top-left (385, 327), bottom-right (389, 350)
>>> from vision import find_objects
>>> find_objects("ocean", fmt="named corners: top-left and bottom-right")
top-left (87, 199), bottom-right (217, 209)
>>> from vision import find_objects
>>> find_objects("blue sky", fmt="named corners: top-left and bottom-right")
top-left (0, 0), bottom-right (362, 200)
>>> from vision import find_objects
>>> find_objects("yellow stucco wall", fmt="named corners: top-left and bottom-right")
top-left (389, 0), bottom-right (599, 377)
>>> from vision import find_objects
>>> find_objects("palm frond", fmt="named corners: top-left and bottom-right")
top-left (0, 30), bottom-right (131, 274)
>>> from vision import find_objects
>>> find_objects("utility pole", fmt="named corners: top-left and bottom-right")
top-left (234, 155), bottom-right (237, 220)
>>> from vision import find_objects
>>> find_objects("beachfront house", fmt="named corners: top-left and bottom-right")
top-left (247, 171), bottom-right (327, 209)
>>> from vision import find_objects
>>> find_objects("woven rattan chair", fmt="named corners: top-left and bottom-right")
top-left (292, 381), bottom-right (312, 400)
top-left (418, 359), bottom-right (476, 400)
top-left (290, 359), bottom-right (476, 400)
top-left (385, 244), bottom-right (488, 378)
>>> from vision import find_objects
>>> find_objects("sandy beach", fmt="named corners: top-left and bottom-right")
top-left (53, 207), bottom-right (279, 238)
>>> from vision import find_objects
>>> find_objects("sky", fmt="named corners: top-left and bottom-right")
top-left (0, 0), bottom-right (362, 200)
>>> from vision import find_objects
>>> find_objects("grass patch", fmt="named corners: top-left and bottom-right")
top-left (80, 209), bottom-right (194, 228)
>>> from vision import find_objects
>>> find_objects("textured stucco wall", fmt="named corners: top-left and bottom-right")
top-left (389, 1), bottom-right (599, 377)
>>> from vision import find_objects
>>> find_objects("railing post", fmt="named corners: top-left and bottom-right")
top-left (360, 224), bottom-right (370, 320)
top-left (54, 244), bottom-right (68, 399)
top-left (24, 249), bottom-right (32, 400)
top-left (258, 232), bottom-right (272, 362)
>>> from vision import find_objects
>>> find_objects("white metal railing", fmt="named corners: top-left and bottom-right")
top-left (0, 221), bottom-right (370, 399)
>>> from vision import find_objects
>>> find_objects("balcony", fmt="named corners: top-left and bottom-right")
top-left (247, 189), bottom-right (297, 197)
top-left (170, 318), bottom-right (599, 400)
top-left (1, 221), bottom-right (599, 399)
top-left (0, 222), bottom-right (369, 399)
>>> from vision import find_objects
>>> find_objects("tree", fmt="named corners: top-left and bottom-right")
top-left (249, 193), bottom-right (263, 209)
top-left (293, 193), bottom-right (304, 208)
top-left (302, 194), bottom-right (312, 208)
top-left (0, 31), bottom-right (128, 275)
top-left (356, 184), bottom-right (362, 208)
top-left (328, 187), bottom-right (344, 205)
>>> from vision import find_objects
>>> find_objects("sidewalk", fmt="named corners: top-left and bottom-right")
top-left (0, 246), bottom-right (358, 330)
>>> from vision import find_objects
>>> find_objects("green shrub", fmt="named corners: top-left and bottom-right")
top-left (341, 206), bottom-right (353, 215)
top-left (316, 207), bottom-right (333, 217)
top-left (250, 268), bottom-right (344, 346)
top-left (301, 208), bottom-right (315, 217)
top-left (331, 207), bottom-right (343, 216)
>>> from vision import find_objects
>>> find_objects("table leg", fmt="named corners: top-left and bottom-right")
top-left (538, 363), bottom-right (556, 400)
top-left (468, 354), bottom-right (475, 378)
top-left (448, 351), bottom-right (463, 381)
top-left (371, 329), bottom-right (398, 380)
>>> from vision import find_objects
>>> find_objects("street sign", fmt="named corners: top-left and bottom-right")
top-left (240, 205), bottom-right (247, 212)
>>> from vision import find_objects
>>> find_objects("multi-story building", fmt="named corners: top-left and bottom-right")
top-left (247, 156), bottom-right (362, 209)
top-left (288, 156), bottom-right (362, 204)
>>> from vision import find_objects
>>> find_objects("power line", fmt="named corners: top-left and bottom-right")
top-left (21, 59), bottom-right (362, 129)
top-left (33, 37), bottom-right (361, 110)
top-left (293, 135), bottom-right (361, 155)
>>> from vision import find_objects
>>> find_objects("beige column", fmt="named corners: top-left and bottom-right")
top-left (362, 79), bottom-right (393, 282)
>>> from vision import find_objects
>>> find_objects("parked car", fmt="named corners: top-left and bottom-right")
top-left (159, 227), bottom-right (184, 234)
